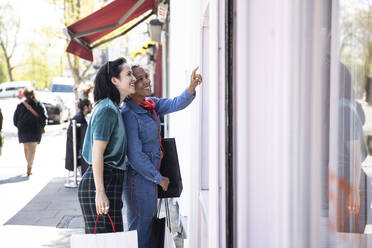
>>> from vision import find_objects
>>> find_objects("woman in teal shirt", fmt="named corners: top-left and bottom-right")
top-left (78, 57), bottom-right (136, 233)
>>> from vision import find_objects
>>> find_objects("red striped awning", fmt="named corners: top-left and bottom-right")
top-left (66, 0), bottom-right (157, 61)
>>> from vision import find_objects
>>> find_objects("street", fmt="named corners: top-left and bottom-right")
top-left (0, 97), bottom-right (84, 247)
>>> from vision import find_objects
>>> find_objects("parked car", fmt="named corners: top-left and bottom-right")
top-left (0, 81), bottom-right (32, 98)
top-left (39, 93), bottom-right (71, 124)
top-left (50, 77), bottom-right (76, 115)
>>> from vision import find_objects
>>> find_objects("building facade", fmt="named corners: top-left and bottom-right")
top-left (165, 0), bottom-right (372, 247)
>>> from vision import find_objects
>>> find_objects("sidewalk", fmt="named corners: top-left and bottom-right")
top-left (0, 106), bottom-right (86, 248)
top-left (5, 177), bottom-right (83, 228)
top-left (0, 226), bottom-right (82, 248)
top-left (1, 177), bottom-right (85, 248)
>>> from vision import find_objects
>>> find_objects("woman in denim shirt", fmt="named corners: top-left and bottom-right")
top-left (78, 58), bottom-right (136, 234)
top-left (121, 66), bottom-right (202, 247)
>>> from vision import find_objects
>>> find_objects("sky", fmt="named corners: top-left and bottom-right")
top-left (6, 0), bottom-right (65, 65)
top-left (12, 0), bottom-right (62, 29)
top-left (10, 0), bottom-right (64, 40)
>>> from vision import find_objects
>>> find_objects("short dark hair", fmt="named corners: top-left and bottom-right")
top-left (131, 65), bottom-right (140, 72)
top-left (23, 88), bottom-right (37, 101)
top-left (93, 57), bottom-right (127, 104)
top-left (77, 99), bottom-right (91, 111)
top-left (339, 63), bottom-right (353, 100)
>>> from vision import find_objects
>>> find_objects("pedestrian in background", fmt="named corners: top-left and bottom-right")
top-left (65, 99), bottom-right (92, 176)
top-left (121, 65), bottom-right (202, 248)
top-left (13, 88), bottom-right (47, 176)
top-left (78, 57), bottom-right (136, 234)
top-left (337, 63), bottom-right (368, 233)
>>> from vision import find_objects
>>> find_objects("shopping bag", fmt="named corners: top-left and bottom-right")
top-left (149, 199), bottom-right (176, 248)
top-left (149, 217), bottom-right (165, 248)
top-left (164, 220), bottom-right (176, 248)
top-left (71, 214), bottom-right (138, 248)
top-left (158, 138), bottom-right (183, 198)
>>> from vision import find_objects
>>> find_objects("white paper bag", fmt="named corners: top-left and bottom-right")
top-left (164, 221), bottom-right (176, 248)
top-left (71, 230), bottom-right (138, 248)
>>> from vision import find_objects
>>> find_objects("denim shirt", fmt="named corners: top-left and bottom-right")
top-left (121, 89), bottom-right (195, 184)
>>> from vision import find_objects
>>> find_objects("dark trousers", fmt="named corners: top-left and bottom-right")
top-left (78, 165), bottom-right (125, 233)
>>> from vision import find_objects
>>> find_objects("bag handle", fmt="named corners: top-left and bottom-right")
top-left (156, 198), bottom-right (163, 218)
top-left (156, 198), bottom-right (172, 232)
top-left (22, 101), bottom-right (40, 118)
top-left (164, 199), bottom-right (171, 232)
top-left (94, 213), bottom-right (116, 234)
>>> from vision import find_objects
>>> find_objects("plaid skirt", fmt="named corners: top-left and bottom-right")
top-left (78, 165), bottom-right (125, 234)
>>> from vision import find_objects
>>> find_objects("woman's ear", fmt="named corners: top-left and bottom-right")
top-left (111, 77), bottom-right (119, 87)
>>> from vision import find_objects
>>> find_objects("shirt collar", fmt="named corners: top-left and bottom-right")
top-left (125, 98), bottom-right (148, 113)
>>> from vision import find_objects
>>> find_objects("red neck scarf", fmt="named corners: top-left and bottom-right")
top-left (138, 98), bottom-right (155, 112)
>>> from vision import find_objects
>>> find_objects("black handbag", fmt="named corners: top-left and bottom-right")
top-left (149, 199), bottom-right (171, 248)
top-left (158, 138), bottom-right (183, 198)
top-left (149, 217), bottom-right (166, 248)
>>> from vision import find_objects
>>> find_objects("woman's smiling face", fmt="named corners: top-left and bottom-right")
top-left (132, 67), bottom-right (152, 98)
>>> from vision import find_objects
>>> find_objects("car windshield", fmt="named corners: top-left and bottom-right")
top-left (51, 84), bottom-right (73, 92)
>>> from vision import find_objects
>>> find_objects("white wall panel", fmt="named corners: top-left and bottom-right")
top-left (169, 0), bottom-right (224, 247)
top-left (169, 1), bottom-right (203, 247)
top-left (235, 0), bottom-right (326, 247)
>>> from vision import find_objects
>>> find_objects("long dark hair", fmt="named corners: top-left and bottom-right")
top-left (93, 57), bottom-right (127, 105)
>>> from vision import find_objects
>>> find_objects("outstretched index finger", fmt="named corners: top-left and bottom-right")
top-left (192, 66), bottom-right (199, 78)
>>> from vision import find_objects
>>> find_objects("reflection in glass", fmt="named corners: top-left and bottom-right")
top-left (337, 63), bottom-right (368, 233)
top-left (332, 0), bottom-right (372, 237)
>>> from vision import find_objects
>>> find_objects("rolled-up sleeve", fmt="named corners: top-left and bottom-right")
top-left (151, 89), bottom-right (195, 116)
top-left (122, 110), bottom-right (163, 184)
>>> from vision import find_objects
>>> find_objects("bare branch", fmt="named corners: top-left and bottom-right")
top-left (81, 72), bottom-right (95, 82)
top-left (9, 18), bottom-right (20, 58)
top-left (66, 53), bottom-right (73, 71)
top-left (81, 62), bottom-right (92, 78)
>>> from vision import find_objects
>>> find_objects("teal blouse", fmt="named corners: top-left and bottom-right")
top-left (82, 98), bottom-right (127, 170)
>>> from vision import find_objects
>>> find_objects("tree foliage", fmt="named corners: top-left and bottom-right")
top-left (340, 1), bottom-right (372, 78)
top-left (18, 27), bottom-right (62, 90)
top-left (48, 0), bottom-right (101, 87)
top-left (0, 2), bottom-right (20, 81)
top-left (0, 61), bottom-right (8, 83)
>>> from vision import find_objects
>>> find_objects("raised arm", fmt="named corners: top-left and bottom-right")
top-left (151, 66), bottom-right (203, 116)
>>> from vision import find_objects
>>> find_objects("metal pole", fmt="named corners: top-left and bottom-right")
top-left (72, 119), bottom-right (78, 185)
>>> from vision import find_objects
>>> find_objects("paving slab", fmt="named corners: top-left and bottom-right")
top-left (5, 177), bottom-right (83, 228)
top-left (0, 225), bottom-right (84, 248)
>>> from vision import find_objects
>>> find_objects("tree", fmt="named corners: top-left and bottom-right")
top-left (339, 1), bottom-right (372, 101)
top-left (0, 61), bottom-right (8, 83)
top-left (0, 2), bottom-right (20, 81)
top-left (48, 0), bottom-right (99, 86)
top-left (64, 0), bottom-right (94, 86)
